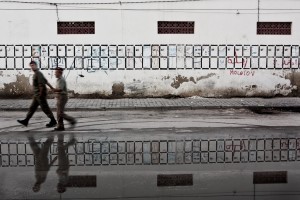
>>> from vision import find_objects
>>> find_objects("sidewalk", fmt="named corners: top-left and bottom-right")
top-left (1, 97), bottom-right (300, 111)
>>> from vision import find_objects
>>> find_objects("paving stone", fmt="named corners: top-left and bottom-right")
top-left (0, 97), bottom-right (299, 111)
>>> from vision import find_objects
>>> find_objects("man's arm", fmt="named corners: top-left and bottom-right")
top-left (46, 81), bottom-right (62, 92)
top-left (52, 87), bottom-right (63, 93)
top-left (51, 79), bottom-right (63, 93)
top-left (46, 82), bottom-right (54, 90)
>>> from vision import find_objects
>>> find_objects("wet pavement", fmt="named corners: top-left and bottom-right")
top-left (1, 109), bottom-right (300, 199)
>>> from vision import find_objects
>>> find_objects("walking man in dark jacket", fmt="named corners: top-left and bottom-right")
top-left (28, 136), bottom-right (57, 192)
top-left (17, 61), bottom-right (57, 127)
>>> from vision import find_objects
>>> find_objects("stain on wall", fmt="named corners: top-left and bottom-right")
top-left (0, 74), bottom-right (32, 98)
top-left (196, 73), bottom-right (216, 81)
top-left (0, 70), bottom-right (296, 98)
top-left (126, 80), bottom-right (148, 97)
top-left (161, 75), bottom-right (170, 81)
top-left (286, 71), bottom-right (300, 96)
top-left (112, 82), bottom-right (125, 97)
top-left (203, 80), bottom-right (216, 90)
top-left (170, 73), bottom-right (216, 90)
top-left (171, 75), bottom-right (196, 89)
top-left (273, 84), bottom-right (293, 96)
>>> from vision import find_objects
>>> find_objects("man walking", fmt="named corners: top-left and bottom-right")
top-left (52, 67), bottom-right (76, 131)
top-left (17, 61), bottom-right (57, 127)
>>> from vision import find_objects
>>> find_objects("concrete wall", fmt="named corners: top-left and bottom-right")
top-left (0, 0), bottom-right (299, 98)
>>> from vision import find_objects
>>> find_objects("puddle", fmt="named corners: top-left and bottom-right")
top-left (1, 129), bottom-right (300, 199)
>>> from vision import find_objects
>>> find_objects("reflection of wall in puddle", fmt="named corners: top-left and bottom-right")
top-left (1, 137), bottom-right (300, 167)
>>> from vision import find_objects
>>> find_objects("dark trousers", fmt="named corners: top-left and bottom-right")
top-left (57, 95), bottom-right (75, 128)
top-left (28, 136), bottom-right (54, 184)
top-left (26, 96), bottom-right (54, 120)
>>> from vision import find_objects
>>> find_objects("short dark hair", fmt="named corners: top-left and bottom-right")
top-left (55, 67), bottom-right (64, 71)
top-left (29, 60), bottom-right (37, 65)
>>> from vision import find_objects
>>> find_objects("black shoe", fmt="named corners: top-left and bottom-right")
top-left (70, 120), bottom-right (77, 128)
top-left (54, 127), bottom-right (65, 131)
top-left (17, 119), bottom-right (28, 127)
top-left (46, 119), bottom-right (57, 128)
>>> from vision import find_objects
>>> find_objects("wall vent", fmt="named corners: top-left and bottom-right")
top-left (57, 21), bottom-right (95, 34)
top-left (158, 21), bottom-right (194, 34)
top-left (257, 22), bottom-right (291, 35)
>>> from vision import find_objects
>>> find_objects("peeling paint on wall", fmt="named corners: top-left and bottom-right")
top-left (0, 70), bottom-right (298, 98)
top-left (171, 75), bottom-right (196, 89)
top-left (170, 73), bottom-right (216, 90)
top-left (273, 84), bottom-right (294, 96)
top-left (286, 72), bottom-right (300, 96)
top-left (0, 74), bottom-right (31, 98)
top-left (196, 73), bottom-right (216, 81)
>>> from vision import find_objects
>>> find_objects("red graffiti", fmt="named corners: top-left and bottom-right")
top-left (230, 70), bottom-right (255, 76)
top-left (273, 58), bottom-right (299, 68)
top-left (227, 51), bottom-right (249, 68)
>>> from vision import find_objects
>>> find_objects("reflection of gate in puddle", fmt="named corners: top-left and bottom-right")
top-left (1, 138), bottom-right (300, 167)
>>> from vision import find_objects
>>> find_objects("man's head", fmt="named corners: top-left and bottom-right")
top-left (29, 61), bottom-right (38, 71)
top-left (57, 182), bottom-right (66, 193)
top-left (55, 67), bottom-right (64, 78)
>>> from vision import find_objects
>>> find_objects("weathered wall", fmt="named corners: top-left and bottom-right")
top-left (0, 0), bottom-right (299, 98)
top-left (0, 68), bottom-right (297, 98)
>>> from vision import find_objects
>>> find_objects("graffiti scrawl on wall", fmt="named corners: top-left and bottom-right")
top-left (0, 44), bottom-right (299, 70)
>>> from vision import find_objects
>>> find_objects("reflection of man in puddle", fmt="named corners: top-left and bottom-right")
top-left (28, 136), bottom-right (57, 192)
top-left (56, 134), bottom-right (76, 193)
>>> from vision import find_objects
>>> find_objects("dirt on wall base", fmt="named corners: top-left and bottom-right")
top-left (0, 75), bottom-right (32, 98)
top-left (286, 71), bottom-right (300, 96)
top-left (0, 75), bottom-right (296, 99)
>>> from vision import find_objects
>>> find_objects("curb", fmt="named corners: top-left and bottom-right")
top-left (1, 106), bottom-right (300, 112)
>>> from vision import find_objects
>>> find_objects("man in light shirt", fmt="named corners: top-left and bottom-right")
top-left (52, 67), bottom-right (76, 131)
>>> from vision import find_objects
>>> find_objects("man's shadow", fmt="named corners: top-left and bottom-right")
top-left (28, 134), bottom-right (76, 193)
top-left (28, 136), bottom-right (56, 193)
top-left (56, 133), bottom-right (76, 193)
